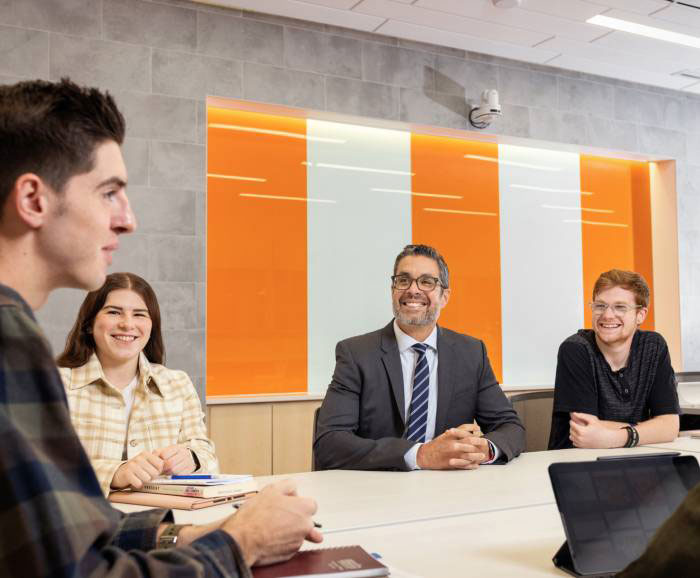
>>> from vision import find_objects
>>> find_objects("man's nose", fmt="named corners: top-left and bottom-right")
top-left (113, 194), bottom-right (137, 234)
top-left (600, 305), bottom-right (616, 318)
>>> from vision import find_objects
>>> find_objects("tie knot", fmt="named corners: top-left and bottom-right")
top-left (412, 343), bottom-right (428, 355)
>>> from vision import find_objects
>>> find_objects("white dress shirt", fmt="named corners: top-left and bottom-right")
top-left (393, 320), bottom-right (499, 469)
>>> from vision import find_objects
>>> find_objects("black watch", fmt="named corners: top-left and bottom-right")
top-left (157, 523), bottom-right (190, 549)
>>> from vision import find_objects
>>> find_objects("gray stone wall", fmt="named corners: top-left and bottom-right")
top-left (2, 0), bottom-right (699, 395)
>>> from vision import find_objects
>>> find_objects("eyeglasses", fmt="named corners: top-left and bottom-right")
top-left (589, 302), bottom-right (643, 315)
top-left (391, 274), bottom-right (442, 292)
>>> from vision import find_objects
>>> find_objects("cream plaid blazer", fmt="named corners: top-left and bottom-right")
top-left (59, 353), bottom-right (218, 496)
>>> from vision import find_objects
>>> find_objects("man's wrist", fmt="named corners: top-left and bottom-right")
top-left (226, 524), bottom-right (258, 567)
top-left (407, 443), bottom-right (422, 470)
top-left (482, 439), bottom-right (499, 464)
top-left (157, 523), bottom-right (191, 549)
top-left (614, 427), bottom-right (630, 448)
top-left (175, 523), bottom-right (212, 548)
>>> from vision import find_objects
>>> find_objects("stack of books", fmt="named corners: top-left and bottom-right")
top-left (109, 474), bottom-right (257, 510)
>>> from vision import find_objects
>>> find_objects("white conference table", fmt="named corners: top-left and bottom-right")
top-left (318, 503), bottom-right (566, 578)
top-left (679, 382), bottom-right (700, 415)
top-left (116, 445), bottom-right (685, 530)
top-left (115, 442), bottom-right (700, 576)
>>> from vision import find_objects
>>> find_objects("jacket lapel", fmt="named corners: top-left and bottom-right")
top-left (435, 326), bottom-right (456, 434)
top-left (380, 321), bottom-right (406, 424)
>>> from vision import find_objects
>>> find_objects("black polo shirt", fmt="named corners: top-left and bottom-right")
top-left (548, 329), bottom-right (680, 450)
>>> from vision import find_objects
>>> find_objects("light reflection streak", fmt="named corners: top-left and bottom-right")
top-left (208, 173), bottom-right (266, 182)
top-left (371, 188), bottom-right (462, 199)
top-left (424, 208), bottom-right (497, 216)
top-left (563, 219), bottom-right (628, 228)
top-left (208, 123), bottom-right (346, 144)
top-left (465, 154), bottom-right (562, 172)
top-left (239, 193), bottom-right (336, 204)
top-left (542, 204), bottom-right (613, 214)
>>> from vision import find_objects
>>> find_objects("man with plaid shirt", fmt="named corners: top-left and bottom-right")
top-left (0, 79), bottom-right (321, 577)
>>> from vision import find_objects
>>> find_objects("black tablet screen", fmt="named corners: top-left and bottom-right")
top-left (549, 455), bottom-right (700, 576)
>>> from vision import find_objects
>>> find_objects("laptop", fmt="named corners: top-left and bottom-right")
top-left (548, 453), bottom-right (700, 577)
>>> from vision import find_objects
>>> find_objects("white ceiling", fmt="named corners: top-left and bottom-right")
top-left (197, 0), bottom-right (700, 93)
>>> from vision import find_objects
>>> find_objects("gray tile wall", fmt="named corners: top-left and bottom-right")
top-left (3, 0), bottom-right (700, 393)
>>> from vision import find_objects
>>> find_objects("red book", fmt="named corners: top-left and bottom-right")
top-left (252, 546), bottom-right (389, 578)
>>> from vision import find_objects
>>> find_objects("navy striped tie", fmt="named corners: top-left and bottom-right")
top-left (406, 342), bottom-right (430, 443)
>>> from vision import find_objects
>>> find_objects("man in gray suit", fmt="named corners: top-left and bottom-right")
top-left (314, 244), bottom-right (525, 471)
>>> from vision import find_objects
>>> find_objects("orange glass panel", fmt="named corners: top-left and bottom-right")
top-left (580, 156), bottom-right (654, 330)
top-left (411, 136), bottom-right (503, 382)
top-left (206, 108), bottom-right (307, 395)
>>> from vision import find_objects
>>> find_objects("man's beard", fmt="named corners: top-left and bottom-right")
top-left (392, 303), bottom-right (438, 326)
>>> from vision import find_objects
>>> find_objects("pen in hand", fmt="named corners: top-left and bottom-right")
top-left (232, 502), bottom-right (322, 528)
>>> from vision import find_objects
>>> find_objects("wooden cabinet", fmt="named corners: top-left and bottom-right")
top-left (208, 399), bottom-right (322, 475)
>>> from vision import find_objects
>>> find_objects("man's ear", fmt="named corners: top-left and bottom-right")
top-left (636, 307), bottom-right (648, 326)
top-left (441, 287), bottom-right (451, 307)
top-left (13, 173), bottom-right (51, 229)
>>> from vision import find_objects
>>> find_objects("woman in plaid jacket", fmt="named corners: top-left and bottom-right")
top-left (58, 272), bottom-right (219, 496)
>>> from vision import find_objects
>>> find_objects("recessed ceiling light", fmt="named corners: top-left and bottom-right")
top-left (587, 14), bottom-right (700, 49)
top-left (492, 0), bottom-right (521, 7)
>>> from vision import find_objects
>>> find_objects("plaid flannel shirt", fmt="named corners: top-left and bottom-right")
top-left (0, 283), bottom-right (249, 577)
top-left (60, 353), bottom-right (219, 496)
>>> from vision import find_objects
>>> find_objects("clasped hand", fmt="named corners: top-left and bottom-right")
top-left (111, 444), bottom-right (196, 489)
top-left (416, 423), bottom-right (491, 470)
top-left (569, 412), bottom-right (625, 449)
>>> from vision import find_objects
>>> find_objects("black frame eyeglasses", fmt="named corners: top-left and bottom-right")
top-left (391, 274), bottom-right (442, 292)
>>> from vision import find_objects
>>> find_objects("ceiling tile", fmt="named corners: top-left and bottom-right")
top-left (374, 19), bottom-right (558, 63)
top-left (683, 81), bottom-right (700, 94)
top-left (300, 0), bottom-right (360, 8)
top-left (601, 8), bottom-right (700, 35)
top-left (548, 53), bottom-right (694, 90)
top-left (191, 0), bottom-right (700, 93)
top-left (415, 0), bottom-right (606, 42)
top-left (538, 35), bottom-right (683, 75)
top-left (583, 0), bottom-right (669, 15)
top-left (519, 0), bottom-right (605, 22)
top-left (353, 0), bottom-right (550, 46)
top-left (196, 0), bottom-right (386, 30)
top-left (651, 3), bottom-right (700, 31)
top-left (593, 30), bottom-right (700, 70)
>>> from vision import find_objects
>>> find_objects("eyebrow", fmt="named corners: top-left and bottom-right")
top-left (96, 176), bottom-right (127, 189)
top-left (102, 305), bottom-right (149, 313)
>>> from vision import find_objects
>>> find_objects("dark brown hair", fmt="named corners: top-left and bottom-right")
top-left (394, 244), bottom-right (450, 289)
top-left (593, 269), bottom-right (650, 308)
top-left (57, 273), bottom-right (165, 367)
top-left (0, 78), bottom-right (125, 214)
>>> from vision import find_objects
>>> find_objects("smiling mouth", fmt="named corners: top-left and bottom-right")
top-left (598, 323), bottom-right (621, 329)
top-left (112, 335), bottom-right (137, 342)
top-left (401, 301), bottom-right (427, 309)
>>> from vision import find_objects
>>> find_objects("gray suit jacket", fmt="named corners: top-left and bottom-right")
top-left (313, 321), bottom-right (525, 471)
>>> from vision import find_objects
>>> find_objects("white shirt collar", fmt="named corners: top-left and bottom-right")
top-left (393, 319), bottom-right (438, 353)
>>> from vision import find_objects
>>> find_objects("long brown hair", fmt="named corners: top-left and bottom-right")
top-left (57, 272), bottom-right (165, 367)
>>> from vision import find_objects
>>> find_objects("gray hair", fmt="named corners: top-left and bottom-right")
top-left (393, 244), bottom-right (449, 289)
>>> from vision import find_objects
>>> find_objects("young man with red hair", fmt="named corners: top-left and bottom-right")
top-left (548, 269), bottom-right (679, 450)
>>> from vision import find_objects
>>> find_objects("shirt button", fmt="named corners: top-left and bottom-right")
top-left (624, 389), bottom-right (629, 394)
top-left (129, 440), bottom-right (138, 447)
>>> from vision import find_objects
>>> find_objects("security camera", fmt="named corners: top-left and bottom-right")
top-left (469, 89), bottom-right (502, 129)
